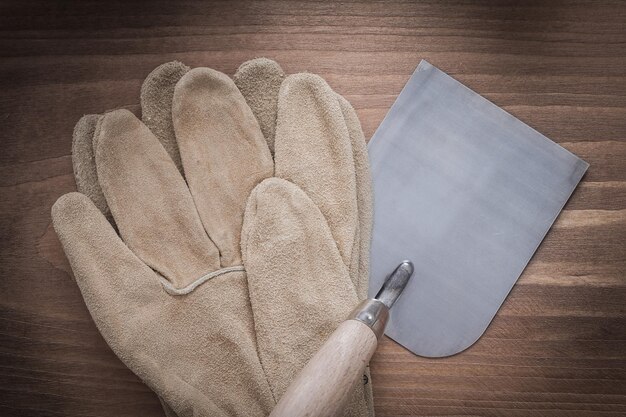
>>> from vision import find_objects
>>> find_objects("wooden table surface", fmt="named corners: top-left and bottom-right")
top-left (1, 1), bottom-right (625, 416)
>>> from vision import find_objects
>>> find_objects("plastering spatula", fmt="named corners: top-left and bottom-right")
top-left (368, 60), bottom-right (589, 358)
top-left (271, 61), bottom-right (589, 417)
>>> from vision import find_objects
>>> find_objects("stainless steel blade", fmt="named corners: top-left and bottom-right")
top-left (368, 60), bottom-right (589, 357)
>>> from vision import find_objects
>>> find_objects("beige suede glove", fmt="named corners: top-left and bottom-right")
top-left (62, 60), bottom-right (374, 416)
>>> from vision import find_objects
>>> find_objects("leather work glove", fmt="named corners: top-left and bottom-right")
top-left (59, 59), bottom-right (373, 416)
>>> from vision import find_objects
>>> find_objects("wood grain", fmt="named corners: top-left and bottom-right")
top-left (0, 1), bottom-right (624, 416)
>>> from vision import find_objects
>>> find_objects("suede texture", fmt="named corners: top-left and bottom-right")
top-left (336, 94), bottom-right (373, 302)
top-left (233, 58), bottom-right (285, 155)
top-left (62, 59), bottom-right (374, 416)
top-left (233, 60), bottom-right (372, 302)
top-left (172, 68), bottom-right (274, 267)
top-left (141, 61), bottom-right (191, 174)
top-left (53, 192), bottom-right (275, 417)
top-left (245, 73), bottom-right (371, 415)
top-left (72, 114), bottom-right (107, 215)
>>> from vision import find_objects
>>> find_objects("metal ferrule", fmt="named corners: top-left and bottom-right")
top-left (348, 299), bottom-right (389, 340)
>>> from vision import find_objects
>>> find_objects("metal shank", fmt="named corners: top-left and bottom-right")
top-left (375, 260), bottom-right (414, 309)
top-left (348, 299), bottom-right (389, 339)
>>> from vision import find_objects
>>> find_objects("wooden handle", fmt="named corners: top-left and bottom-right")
top-left (269, 319), bottom-right (378, 417)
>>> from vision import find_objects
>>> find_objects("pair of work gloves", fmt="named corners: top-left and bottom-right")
top-left (52, 58), bottom-right (374, 416)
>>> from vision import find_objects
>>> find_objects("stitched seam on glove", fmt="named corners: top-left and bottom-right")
top-left (159, 265), bottom-right (246, 295)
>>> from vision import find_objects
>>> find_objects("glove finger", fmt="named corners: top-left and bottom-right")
top-left (241, 178), bottom-right (369, 415)
top-left (94, 109), bottom-right (220, 289)
top-left (140, 61), bottom-right (190, 175)
top-left (72, 114), bottom-right (110, 216)
top-left (274, 74), bottom-right (358, 271)
top-left (336, 95), bottom-right (373, 301)
top-left (233, 58), bottom-right (285, 155)
top-left (52, 192), bottom-right (165, 320)
top-left (234, 60), bottom-right (371, 299)
top-left (173, 68), bottom-right (273, 267)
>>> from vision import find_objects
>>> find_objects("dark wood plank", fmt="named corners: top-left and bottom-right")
top-left (1, 1), bottom-right (624, 416)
